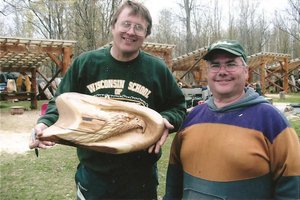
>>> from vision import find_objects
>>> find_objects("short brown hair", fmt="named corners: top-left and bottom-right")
top-left (111, 0), bottom-right (152, 36)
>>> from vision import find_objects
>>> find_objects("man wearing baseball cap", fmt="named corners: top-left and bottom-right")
top-left (203, 39), bottom-right (247, 62)
top-left (164, 39), bottom-right (300, 199)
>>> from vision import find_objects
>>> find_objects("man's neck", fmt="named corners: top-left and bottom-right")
top-left (213, 91), bottom-right (245, 108)
top-left (110, 46), bottom-right (139, 62)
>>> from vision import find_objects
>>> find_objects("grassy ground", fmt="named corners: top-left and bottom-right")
top-left (290, 120), bottom-right (300, 137)
top-left (265, 93), bottom-right (300, 136)
top-left (0, 146), bottom-right (78, 200)
top-left (0, 93), bottom-right (299, 199)
top-left (268, 92), bottom-right (300, 103)
top-left (0, 137), bottom-right (174, 200)
top-left (0, 99), bottom-right (48, 111)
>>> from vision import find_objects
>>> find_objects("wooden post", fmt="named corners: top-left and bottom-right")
top-left (62, 47), bottom-right (72, 75)
top-left (31, 68), bottom-right (38, 109)
top-left (283, 58), bottom-right (289, 93)
top-left (248, 67), bottom-right (253, 83)
top-left (260, 62), bottom-right (266, 94)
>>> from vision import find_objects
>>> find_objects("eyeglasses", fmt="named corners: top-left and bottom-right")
top-left (118, 21), bottom-right (147, 36)
top-left (208, 62), bottom-right (244, 73)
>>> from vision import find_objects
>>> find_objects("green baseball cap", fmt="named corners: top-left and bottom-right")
top-left (203, 40), bottom-right (247, 62)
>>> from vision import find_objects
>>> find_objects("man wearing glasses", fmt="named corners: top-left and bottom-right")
top-left (164, 40), bottom-right (300, 199)
top-left (30, 0), bottom-right (186, 199)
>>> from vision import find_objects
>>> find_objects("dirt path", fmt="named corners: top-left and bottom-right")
top-left (0, 110), bottom-right (40, 154)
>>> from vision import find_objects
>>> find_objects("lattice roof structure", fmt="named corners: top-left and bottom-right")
top-left (246, 52), bottom-right (293, 93)
top-left (171, 47), bottom-right (208, 87)
top-left (247, 52), bottom-right (290, 68)
top-left (141, 42), bottom-right (175, 67)
top-left (172, 47), bottom-right (207, 71)
top-left (0, 36), bottom-right (77, 108)
top-left (0, 37), bottom-right (76, 74)
top-left (269, 58), bottom-right (300, 72)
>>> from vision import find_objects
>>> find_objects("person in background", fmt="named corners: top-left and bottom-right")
top-left (255, 82), bottom-right (262, 95)
top-left (164, 39), bottom-right (300, 200)
top-left (29, 1), bottom-right (186, 199)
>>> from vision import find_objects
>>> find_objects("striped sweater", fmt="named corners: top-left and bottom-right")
top-left (164, 88), bottom-right (300, 199)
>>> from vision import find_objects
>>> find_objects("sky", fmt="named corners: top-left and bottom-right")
top-left (0, 0), bottom-right (290, 36)
top-left (143, 0), bottom-right (289, 24)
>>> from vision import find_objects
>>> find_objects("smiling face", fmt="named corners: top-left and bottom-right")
top-left (206, 50), bottom-right (249, 103)
top-left (111, 7), bottom-right (148, 61)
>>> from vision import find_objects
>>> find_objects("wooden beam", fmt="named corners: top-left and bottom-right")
top-left (47, 52), bottom-right (62, 68)
top-left (260, 62), bottom-right (266, 94)
top-left (0, 44), bottom-right (64, 55)
top-left (31, 68), bottom-right (37, 109)
top-left (37, 69), bottom-right (61, 98)
top-left (62, 47), bottom-right (72, 75)
top-left (0, 66), bottom-right (35, 73)
top-left (0, 51), bottom-right (8, 58)
top-left (266, 79), bottom-right (284, 91)
top-left (36, 69), bottom-right (49, 83)
top-left (283, 58), bottom-right (289, 93)
top-left (176, 76), bottom-right (192, 88)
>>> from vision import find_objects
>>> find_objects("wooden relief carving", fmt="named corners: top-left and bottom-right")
top-left (40, 93), bottom-right (165, 154)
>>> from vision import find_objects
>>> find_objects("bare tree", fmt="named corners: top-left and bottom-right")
top-left (176, 0), bottom-right (195, 52)
top-left (274, 0), bottom-right (300, 57)
top-left (151, 9), bottom-right (177, 44)
top-left (275, 0), bottom-right (300, 42)
top-left (99, 0), bottom-right (120, 45)
top-left (3, 0), bottom-right (69, 39)
top-left (73, 0), bottom-right (98, 50)
top-left (2, 0), bottom-right (299, 58)
top-left (210, 0), bottom-right (222, 42)
top-left (71, 0), bottom-right (120, 52)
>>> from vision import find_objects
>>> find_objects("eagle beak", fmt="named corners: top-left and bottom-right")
top-left (137, 118), bottom-right (146, 133)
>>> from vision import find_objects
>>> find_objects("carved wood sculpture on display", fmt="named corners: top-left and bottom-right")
top-left (40, 92), bottom-right (165, 154)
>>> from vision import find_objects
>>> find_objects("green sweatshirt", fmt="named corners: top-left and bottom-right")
top-left (38, 46), bottom-right (186, 172)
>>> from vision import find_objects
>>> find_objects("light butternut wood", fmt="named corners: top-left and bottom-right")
top-left (40, 92), bottom-right (165, 154)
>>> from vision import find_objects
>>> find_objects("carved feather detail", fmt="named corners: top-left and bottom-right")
top-left (70, 111), bottom-right (146, 143)
top-left (40, 93), bottom-right (164, 154)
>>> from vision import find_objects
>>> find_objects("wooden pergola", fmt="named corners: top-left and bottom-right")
top-left (0, 37), bottom-right (76, 109)
top-left (172, 47), bottom-right (208, 87)
top-left (247, 52), bottom-right (297, 94)
top-left (265, 58), bottom-right (300, 93)
top-left (171, 48), bottom-right (299, 94)
top-left (1, 36), bottom-right (297, 109)
top-left (141, 42), bottom-right (175, 68)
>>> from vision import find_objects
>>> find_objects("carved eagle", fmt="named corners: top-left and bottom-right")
top-left (70, 109), bottom-right (146, 143)
top-left (40, 93), bottom-right (165, 154)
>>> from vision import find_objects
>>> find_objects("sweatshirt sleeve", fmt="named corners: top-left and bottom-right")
top-left (270, 126), bottom-right (300, 199)
top-left (159, 66), bottom-right (186, 132)
top-left (257, 103), bottom-right (300, 199)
